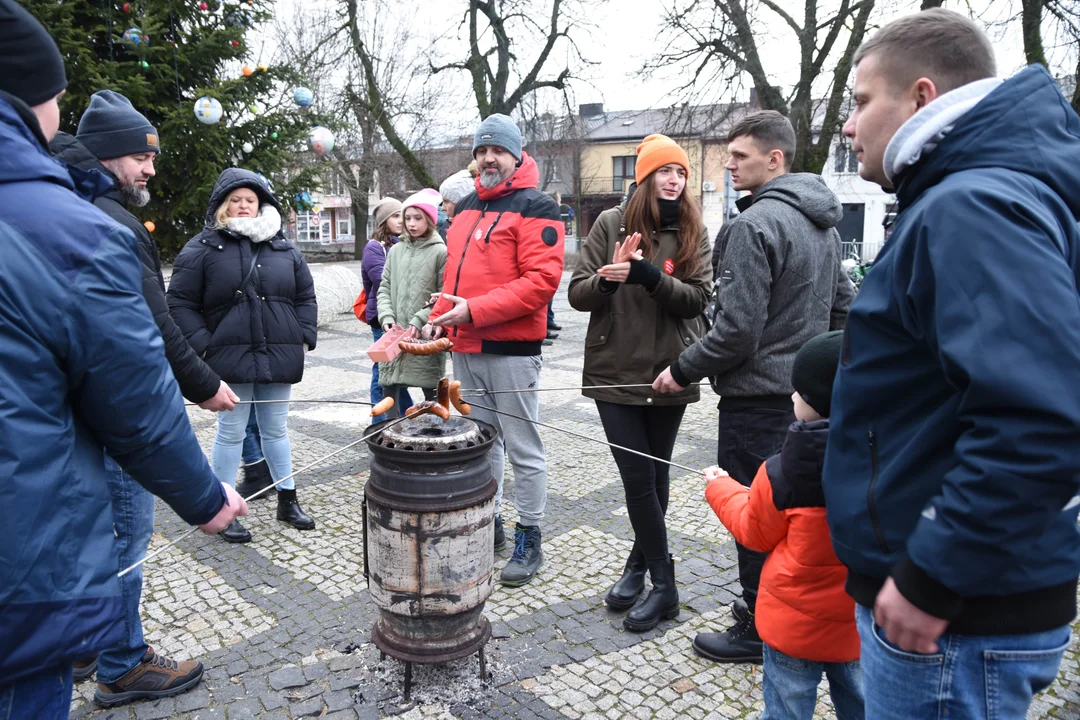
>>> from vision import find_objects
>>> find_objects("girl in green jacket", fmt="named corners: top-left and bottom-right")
top-left (377, 189), bottom-right (448, 417)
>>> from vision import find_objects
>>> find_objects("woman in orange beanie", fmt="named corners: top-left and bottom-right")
top-left (568, 133), bottom-right (713, 631)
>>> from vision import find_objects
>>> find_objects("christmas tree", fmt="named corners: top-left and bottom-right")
top-left (23, 0), bottom-right (322, 256)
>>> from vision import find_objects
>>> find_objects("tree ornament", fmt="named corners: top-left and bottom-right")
top-left (122, 2), bottom-right (132, 13)
top-left (257, 64), bottom-right (268, 72)
top-left (199, 1), bottom-right (208, 10)
top-left (308, 126), bottom-right (334, 156)
top-left (122, 27), bottom-right (147, 45)
top-left (270, 131), bottom-right (278, 139)
top-left (249, 102), bottom-right (263, 115)
top-left (138, 60), bottom-right (150, 71)
top-left (292, 87), bottom-right (313, 108)
top-left (242, 142), bottom-right (253, 153)
top-left (295, 191), bottom-right (313, 211)
top-left (242, 65), bottom-right (253, 77)
top-left (144, 221), bottom-right (156, 232)
top-left (193, 96), bottom-right (223, 124)
top-left (224, 10), bottom-right (252, 27)
top-left (229, 39), bottom-right (240, 47)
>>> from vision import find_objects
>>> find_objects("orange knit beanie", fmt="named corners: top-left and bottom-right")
top-left (635, 134), bottom-right (690, 184)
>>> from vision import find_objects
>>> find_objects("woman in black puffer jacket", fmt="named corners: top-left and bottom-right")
top-left (168, 168), bottom-right (318, 543)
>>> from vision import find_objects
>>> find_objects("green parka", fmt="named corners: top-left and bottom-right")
top-left (376, 229), bottom-right (447, 388)
top-left (568, 204), bottom-right (713, 406)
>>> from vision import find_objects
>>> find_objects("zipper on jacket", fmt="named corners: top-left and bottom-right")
top-left (867, 430), bottom-right (891, 555)
top-left (450, 203), bottom-right (488, 338)
top-left (483, 213), bottom-right (504, 244)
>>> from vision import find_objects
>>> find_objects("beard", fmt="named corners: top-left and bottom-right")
top-left (479, 168), bottom-right (505, 189)
top-left (121, 183), bottom-right (151, 207)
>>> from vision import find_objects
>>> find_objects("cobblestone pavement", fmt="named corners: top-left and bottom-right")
top-left (70, 269), bottom-right (1080, 719)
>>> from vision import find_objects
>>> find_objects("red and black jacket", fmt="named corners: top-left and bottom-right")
top-left (430, 152), bottom-right (565, 355)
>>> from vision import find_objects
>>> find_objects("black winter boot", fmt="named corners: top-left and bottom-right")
top-left (220, 519), bottom-right (252, 543)
top-left (624, 555), bottom-right (679, 632)
top-left (494, 515), bottom-right (506, 552)
top-left (605, 543), bottom-right (647, 611)
top-left (236, 460), bottom-right (273, 500)
top-left (276, 488), bottom-right (315, 530)
top-left (692, 601), bottom-right (763, 664)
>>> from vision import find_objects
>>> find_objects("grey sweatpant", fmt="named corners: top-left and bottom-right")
top-left (452, 352), bottom-right (547, 527)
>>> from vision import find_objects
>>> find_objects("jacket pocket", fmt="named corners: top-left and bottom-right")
top-left (867, 429), bottom-right (891, 555)
top-left (586, 313), bottom-right (613, 350)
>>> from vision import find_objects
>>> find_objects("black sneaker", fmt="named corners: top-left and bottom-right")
top-left (545, 330), bottom-right (559, 340)
top-left (494, 515), bottom-right (506, 552)
top-left (547, 322), bottom-right (563, 331)
top-left (692, 603), bottom-right (763, 664)
top-left (499, 524), bottom-right (543, 586)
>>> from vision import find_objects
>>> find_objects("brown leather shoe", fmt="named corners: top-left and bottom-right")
top-left (73, 655), bottom-right (98, 682)
top-left (94, 647), bottom-right (203, 707)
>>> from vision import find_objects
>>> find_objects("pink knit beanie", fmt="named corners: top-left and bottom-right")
top-left (402, 188), bottom-right (441, 227)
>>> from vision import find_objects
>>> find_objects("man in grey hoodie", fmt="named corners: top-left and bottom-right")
top-left (653, 110), bottom-right (854, 663)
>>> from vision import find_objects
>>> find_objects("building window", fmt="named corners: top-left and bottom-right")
top-left (336, 208), bottom-right (353, 238)
top-left (297, 210), bottom-right (333, 242)
top-left (834, 142), bottom-right (859, 174)
top-left (613, 155), bottom-right (636, 192)
top-left (546, 157), bottom-right (560, 182)
top-left (322, 172), bottom-right (349, 197)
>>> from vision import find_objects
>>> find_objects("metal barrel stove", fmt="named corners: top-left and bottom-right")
top-left (363, 413), bottom-right (499, 699)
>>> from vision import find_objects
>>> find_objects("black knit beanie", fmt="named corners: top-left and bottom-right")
top-left (0, 0), bottom-right (67, 106)
top-left (77, 90), bottom-right (160, 159)
top-left (791, 331), bottom-right (845, 418)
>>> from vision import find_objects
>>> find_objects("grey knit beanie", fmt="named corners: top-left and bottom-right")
top-left (472, 114), bottom-right (522, 161)
top-left (77, 90), bottom-right (159, 160)
top-left (439, 169), bottom-right (475, 205)
top-left (372, 197), bottom-right (402, 229)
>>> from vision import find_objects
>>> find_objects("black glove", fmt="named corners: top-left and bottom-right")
top-left (626, 258), bottom-right (662, 291)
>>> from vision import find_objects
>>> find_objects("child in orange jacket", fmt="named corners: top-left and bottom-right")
top-left (703, 331), bottom-right (863, 720)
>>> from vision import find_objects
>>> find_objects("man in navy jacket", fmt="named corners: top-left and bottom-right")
top-left (0, 3), bottom-right (246, 717)
top-left (824, 9), bottom-right (1080, 718)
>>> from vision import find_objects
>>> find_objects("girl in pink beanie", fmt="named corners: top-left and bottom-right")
top-left (375, 189), bottom-right (448, 416)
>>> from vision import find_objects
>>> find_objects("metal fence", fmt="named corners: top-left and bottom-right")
top-left (841, 240), bottom-right (884, 264)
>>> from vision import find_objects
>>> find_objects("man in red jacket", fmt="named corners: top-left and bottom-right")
top-left (425, 114), bottom-right (565, 587)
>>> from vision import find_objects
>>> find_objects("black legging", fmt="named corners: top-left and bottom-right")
top-left (595, 400), bottom-right (687, 563)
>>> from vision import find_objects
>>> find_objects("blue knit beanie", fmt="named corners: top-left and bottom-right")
top-left (77, 90), bottom-right (160, 160)
top-left (472, 114), bottom-right (522, 162)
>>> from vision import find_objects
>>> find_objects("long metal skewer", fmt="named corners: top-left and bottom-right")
top-left (185, 399), bottom-right (376, 408)
top-left (117, 408), bottom-right (424, 577)
top-left (466, 401), bottom-right (703, 474)
top-left (460, 383), bottom-right (699, 397)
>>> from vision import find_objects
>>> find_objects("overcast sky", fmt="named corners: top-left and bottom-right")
top-left (270, 0), bottom-right (1060, 125)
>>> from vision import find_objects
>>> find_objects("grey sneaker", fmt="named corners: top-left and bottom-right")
top-left (494, 515), bottom-right (506, 552)
top-left (499, 524), bottom-right (543, 586)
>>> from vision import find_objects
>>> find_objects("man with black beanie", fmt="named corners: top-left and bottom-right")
top-left (0, 3), bottom-right (246, 718)
top-left (51, 90), bottom-right (237, 707)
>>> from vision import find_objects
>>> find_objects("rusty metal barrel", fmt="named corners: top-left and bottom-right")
top-left (364, 414), bottom-right (498, 665)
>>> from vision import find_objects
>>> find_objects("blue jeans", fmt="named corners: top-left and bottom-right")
top-left (242, 410), bottom-right (263, 465)
top-left (211, 383), bottom-right (295, 491)
top-left (0, 666), bottom-right (72, 720)
top-left (855, 603), bottom-right (1070, 719)
top-left (369, 326), bottom-right (413, 423)
top-left (762, 644), bottom-right (863, 720)
top-left (96, 454), bottom-right (156, 683)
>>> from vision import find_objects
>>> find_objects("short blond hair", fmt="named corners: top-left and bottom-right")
top-left (855, 9), bottom-right (996, 94)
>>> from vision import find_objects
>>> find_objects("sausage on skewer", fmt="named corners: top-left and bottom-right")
top-left (370, 397), bottom-right (395, 417)
top-left (449, 380), bottom-right (471, 415)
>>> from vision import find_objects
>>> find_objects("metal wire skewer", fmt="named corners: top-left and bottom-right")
top-left (460, 383), bottom-right (699, 397)
top-left (117, 408), bottom-right (425, 578)
top-left (185, 399), bottom-right (376, 408)
top-left (466, 401), bottom-right (703, 475)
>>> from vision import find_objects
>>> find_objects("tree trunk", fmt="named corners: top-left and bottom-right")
top-left (1021, 0), bottom-right (1048, 67)
top-left (920, 0), bottom-right (945, 8)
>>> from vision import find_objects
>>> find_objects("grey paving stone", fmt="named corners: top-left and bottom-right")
top-left (289, 697), bottom-right (326, 717)
top-left (174, 685), bottom-right (212, 712)
top-left (258, 691), bottom-right (287, 710)
top-left (327, 653), bottom-right (365, 672)
top-left (133, 698), bottom-right (175, 720)
top-left (325, 688), bottom-right (355, 713)
top-left (267, 666), bottom-right (306, 690)
top-left (224, 697), bottom-right (261, 719)
top-left (187, 708), bottom-right (225, 720)
top-left (329, 669), bottom-right (365, 691)
top-left (325, 711), bottom-right (359, 720)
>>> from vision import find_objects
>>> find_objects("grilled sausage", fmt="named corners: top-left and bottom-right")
top-left (370, 397), bottom-right (395, 417)
top-left (449, 380), bottom-right (471, 415)
top-left (399, 337), bottom-right (454, 356)
top-left (436, 377), bottom-right (450, 409)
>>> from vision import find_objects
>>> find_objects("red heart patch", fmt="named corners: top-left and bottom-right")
top-left (664, 258), bottom-right (676, 275)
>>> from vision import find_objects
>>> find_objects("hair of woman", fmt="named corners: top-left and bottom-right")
top-left (622, 170), bottom-right (704, 280)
